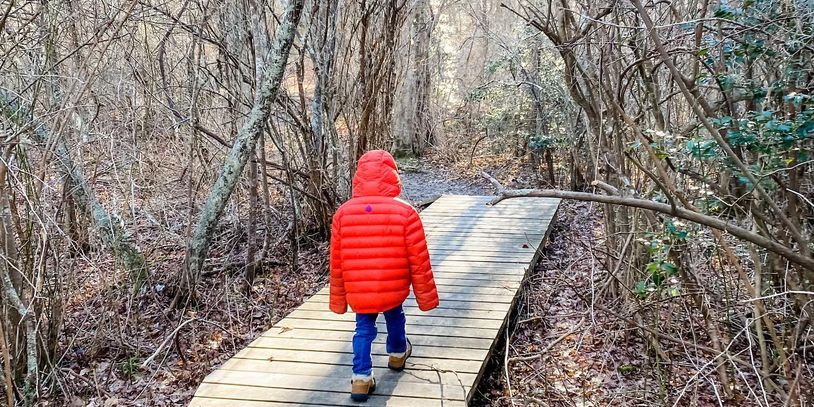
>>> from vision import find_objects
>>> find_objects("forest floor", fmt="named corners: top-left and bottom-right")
top-left (472, 200), bottom-right (643, 406)
top-left (53, 154), bottom-right (731, 406)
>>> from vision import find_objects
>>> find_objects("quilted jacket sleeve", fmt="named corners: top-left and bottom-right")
top-left (329, 214), bottom-right (347, 314)
top-left (405, 209), bottom-right (439, 311)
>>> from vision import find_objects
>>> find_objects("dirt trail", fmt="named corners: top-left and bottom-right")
top-left (398, 158), bottom-right (491, 202)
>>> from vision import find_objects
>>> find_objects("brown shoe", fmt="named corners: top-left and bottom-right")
top-left (351, 376), bottom-right (376, 402)
top-left (388, 338), bottom-right (412, 371)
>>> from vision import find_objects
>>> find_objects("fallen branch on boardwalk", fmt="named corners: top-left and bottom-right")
top-left (482, 172), bottom-right (814, 271)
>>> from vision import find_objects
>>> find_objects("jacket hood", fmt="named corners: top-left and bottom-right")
top-left (352, 150), bottom-right (401, 198)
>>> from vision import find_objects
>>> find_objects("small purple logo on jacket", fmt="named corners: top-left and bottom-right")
top-left (365, 204), bottom-right (373, 213)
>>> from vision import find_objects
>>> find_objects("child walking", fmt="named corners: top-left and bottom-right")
top-left (329, 150), bottom-right (439, 402)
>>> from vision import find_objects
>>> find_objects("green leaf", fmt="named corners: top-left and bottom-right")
top-left (665, 221), bottom-right (689, 240)
top-left (737, 175), bottom-right (754, 188)
top-left (712, 116), bottom-right (733, 127)
top-left (618, 364), bottom-right (638, 375)
top-left (648, 262), bottom-right (665, 285)
top-left (717, 74), bottom-right (735, 91)
top-left (686, 139), bottom-right (718, 160)
top-left (660, 261), bottom-right (679, 276)
top-left (634, 281), bottom-right (649, 299)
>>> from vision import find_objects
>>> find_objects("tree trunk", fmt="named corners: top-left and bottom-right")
top-left (178, 0), bottom-right (304, 305)
top-left (0, 92), bottom-right (147, 292)
top-left (0, 147), bottom-right (20, 404)
top-left (395, 0), bottom-right (432, 155)
top-left (246, 153), bottom-right (259, 292)
top-left (306, 0), bottom-right (339, 236)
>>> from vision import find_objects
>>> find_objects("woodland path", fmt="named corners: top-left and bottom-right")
top-left (189, 195), bottom-right (560, 406)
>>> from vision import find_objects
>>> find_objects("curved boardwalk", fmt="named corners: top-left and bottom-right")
top-left (190, 195), bottom-right (560, 406)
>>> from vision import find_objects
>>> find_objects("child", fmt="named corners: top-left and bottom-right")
top-left (329, 150), bottom-right (439, 402)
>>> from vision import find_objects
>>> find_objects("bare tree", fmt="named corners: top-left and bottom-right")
top-left (499, 0), bottom-right (814, 403)
top-left (178, 0), bottom-right (305, 305)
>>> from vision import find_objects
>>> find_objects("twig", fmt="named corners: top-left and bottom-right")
top-left (0, 319), bottom-right (14, 406)
top-left (509, 318), bottom-right (585, 362)
top-left (590, 180), bottom-right (619, 196)
top-left (785, 188), bottom-right (814, 210)
top-left (409, 362), bottom-right (466, 397)
top-left (481, 171), bottom-right (505, 194)
top-left (672, 324), bottom-right (750, 407)
top-left (141, 318), bottom-right (198, 368)
top-left (415, 194), bottom-right (441, 209)
top-left (504, 325), bottom-right (515, 406)
top-left (469, 129), bottom-right (489, 167)
top-left (517, 315), bottom-right (542, 324)
top-left (740, 291), bottom-right (814, 302)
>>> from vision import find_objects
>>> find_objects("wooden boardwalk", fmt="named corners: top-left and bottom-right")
top-left (190, 195), bottom-right (560, 406)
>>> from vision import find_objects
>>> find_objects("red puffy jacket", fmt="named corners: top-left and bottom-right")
top-left (329, 150), bottom-right (439, 314)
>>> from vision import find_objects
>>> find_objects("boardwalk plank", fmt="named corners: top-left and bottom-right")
top-left (290, 307), bottom-right (508, 322)
top-left (296, 301), bottom-right (512, 318)
top-left (430, 245), bottom-right (539, 253)
top-left (429, 266), bottom-right (529, 275)
top-left (191, 398), bottom-right (334, 407)
top-left (259, 329), bottom-right (494, 350)
top-left (429, 269), bottom-right (528, 277)
top-left (310, 291), bottom-right (517, 304)
top-left (426, 232), bottom-right (544, 240)
top-left (429, 261), bottom-right (531, 271)
top-left (190, 195), bottom-right (560, 406)
top-left (217, 358), bottom-right (478, 383)
top-left (426, 227), bottom-right (548, 236)
top-left (246, 337), bottom-right (490, 361)
top-left (202, 370), bottom-right (470, 401)
top-left (423, 218), bottom-right (553, 227)
top-left (421, 217), bottom-right (554, 227)
top-left (420, 211), bottom-right (555, 219)
top-left (311, 284), bottom-right (519, 297)
top-left (269, 318), bottom-right (501, 339)
top-left (233, 348), bottom-right (484, 373)
top-left (287, 309), bottom-right (506, 328)
top-left (431, 252), bottom-right (538, 263)
top-left (194, 384), bottom-right (467, 407)
top-left (306, 295), bottom-right (515, 312)
top-left (422, 209), bottom-right (555, 218)
top-left (430, 277), bottom-right (522, 289)
top-left (430, 276), bottom-right (524, 286)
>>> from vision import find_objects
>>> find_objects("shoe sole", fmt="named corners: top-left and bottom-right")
top-left (350, 381), bottom-right (376, 402)
top-left (350, 393), bottom-right (369, 402)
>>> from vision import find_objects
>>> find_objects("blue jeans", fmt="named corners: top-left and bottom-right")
top-left (352, 305), bottom-right (407, 376)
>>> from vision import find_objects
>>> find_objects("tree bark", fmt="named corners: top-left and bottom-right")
top-left (402, 0), bottom-right (433, 154)
top-left (179, 0), bottom-right (304, 305)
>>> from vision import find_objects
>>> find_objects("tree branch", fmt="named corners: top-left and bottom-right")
top-left (483, 173), bottom-right (814, 271)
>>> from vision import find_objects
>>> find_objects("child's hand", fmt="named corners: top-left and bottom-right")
top-left (330, 302), bottom-right (347, 314)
